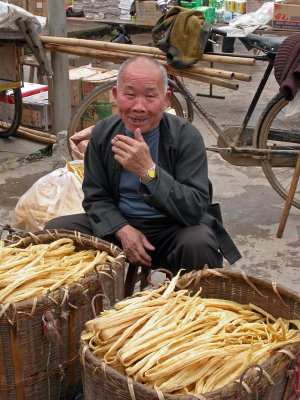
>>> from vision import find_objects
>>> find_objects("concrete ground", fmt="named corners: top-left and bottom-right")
top-left (0, 32), bottom-right (299, 293)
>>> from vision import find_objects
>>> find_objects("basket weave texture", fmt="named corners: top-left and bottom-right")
top-left (80, 269), bottom-right (300, 400)
top-left (0, 229), bottom-right (126, 400)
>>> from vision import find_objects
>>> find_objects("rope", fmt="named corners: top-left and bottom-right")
top-left (155, 388), bottom-right (165, 399)
top-left (127, 377), bottom-right (136, 400)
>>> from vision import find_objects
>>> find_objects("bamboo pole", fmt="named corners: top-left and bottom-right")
top-left (15, 129), bottom-right (56, 144)
top-left (40, 35), bottom-right (256, 66)
top-left (166, 67), bottom-right (239, 90)
top-left (45, 44), bottom-right (239, 89)
top-left (44, 44), bottom-right (249, 89)
top-left (0, 122), bottom-right (56, 144)
top-left (276, 151), bottom-right (300, 238)
top-left (17, 125), bottom-right (56, 140)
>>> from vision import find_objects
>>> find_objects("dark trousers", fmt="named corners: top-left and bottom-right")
top-left (222, 37), bottom-right (236, 53)
top-left (45, 213), bottom-right (223, 272)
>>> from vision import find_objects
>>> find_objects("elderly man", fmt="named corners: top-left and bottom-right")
top-left (46, 56), bottom-right (241, 270)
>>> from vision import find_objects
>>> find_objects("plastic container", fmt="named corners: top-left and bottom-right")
top-left (235, 0), bottom-right (246, 13)
top-left (225, 0), bottom-right (236, 12)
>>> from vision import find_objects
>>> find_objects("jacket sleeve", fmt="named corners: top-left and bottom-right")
top-left (82, 127), bottom-right (128, 237)
top-left (140, 121), bottom-right (210, 226)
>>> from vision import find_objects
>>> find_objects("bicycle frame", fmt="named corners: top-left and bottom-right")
top-left (169, 50), bottom-right (299, 160)
top-left (170, 52), bottom-right (269, 145)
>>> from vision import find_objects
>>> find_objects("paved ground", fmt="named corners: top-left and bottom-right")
top-left (0, 33), bottom-right (299, 293)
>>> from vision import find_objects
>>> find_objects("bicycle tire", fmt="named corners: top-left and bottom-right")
top-left (67, 79), bottom-right (185, 158)
top-left (168, 78), bottom-right (194, 122)
top-left (256, 92), bottom-right (300, 209)
top-left (0, 87), bottom-right (22, 138)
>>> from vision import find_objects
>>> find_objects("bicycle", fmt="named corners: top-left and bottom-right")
top-left (67, 32), bottom-right (300, 209)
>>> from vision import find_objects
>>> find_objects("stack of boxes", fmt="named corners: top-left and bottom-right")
top-left (69, 66), bottom-right (118, 130)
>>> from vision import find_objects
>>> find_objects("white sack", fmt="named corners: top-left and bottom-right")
top-left (13, 161), bottom-right (84, 232)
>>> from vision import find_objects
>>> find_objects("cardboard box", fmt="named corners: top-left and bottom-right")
top-left (135, 1), bottom-right (162, 26)
top-left (272, 3), bottom-right (300, 30)
top-left (22, 91), bottom-right (51, 131)
top-left (69, 66), bottom-right (98, 106)
top-left (8, 0), bottom-right (28, 9)
top-left (81, 70), bottom-right (118, 97)
top-left (81, 102), bottom-right (116, 130)
top-left (69, 67), bottom-right (117, 106)
top-left (27, 0), bottom-right (47, 17)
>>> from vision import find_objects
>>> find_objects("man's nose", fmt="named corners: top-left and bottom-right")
top-left (132, 96), bottom-right (146, 111)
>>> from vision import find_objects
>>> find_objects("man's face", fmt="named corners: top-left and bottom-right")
top-left (112, 61), bottom-right (171, 133)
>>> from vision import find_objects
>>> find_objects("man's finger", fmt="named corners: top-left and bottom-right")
top-left (134, 128), bottom-right (144, 142)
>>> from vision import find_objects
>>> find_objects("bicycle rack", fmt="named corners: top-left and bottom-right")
top-left (196, 62), bottom-right (225, 100)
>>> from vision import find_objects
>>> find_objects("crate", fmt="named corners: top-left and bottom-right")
top-left (0, 230), bottom-right (126, 400)
top-left (80, 269), bottom-right (300, 400)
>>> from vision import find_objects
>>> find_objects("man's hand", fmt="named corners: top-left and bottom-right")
top-left (116, 224), bottom-right (155, 266)
top-left (111, 128), bottom-right (154, 178)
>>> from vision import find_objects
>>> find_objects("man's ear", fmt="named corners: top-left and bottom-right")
top-left (112, 85), bottom-right (118, 99)
top-left (165, 89), bottom-right (172, 102)
top-left (164, 89), bottom-right (172, 108)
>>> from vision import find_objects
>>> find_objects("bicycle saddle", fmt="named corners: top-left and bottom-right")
top-left (239, 34), bottom-right (286, 54)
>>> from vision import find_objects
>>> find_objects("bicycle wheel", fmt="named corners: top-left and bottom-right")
top-left (256, 92), bottom-right (300, 208)
top-left (0, 87), bottom-right (22, 138)
top-left (67, 79), bottom-right (185, 158)
top-left (168, 78), bottom-right (194, 122)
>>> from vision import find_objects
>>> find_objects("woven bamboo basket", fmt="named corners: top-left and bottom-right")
top-left (0, 229), bottom-right (126, 400)
top-left (79, 268), bottom-right (300, 400)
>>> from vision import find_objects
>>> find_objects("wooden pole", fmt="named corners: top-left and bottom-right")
top-left (15, 130), bottom-right (56, 144)
top-left (46, 0), bottom-right (71, 134)
top-left (44, 44), bottom-right (244, 90)
top-left (40, 36), bottom-right (256, 66)
top-left (276, 151), bottom-right (300, 238)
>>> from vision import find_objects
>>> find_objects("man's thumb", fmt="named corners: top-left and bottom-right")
top-left (134, 128), bottom-right (144, 142)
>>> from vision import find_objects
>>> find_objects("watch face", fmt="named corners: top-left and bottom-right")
top-left (148, 168), bottom-right (157, 179)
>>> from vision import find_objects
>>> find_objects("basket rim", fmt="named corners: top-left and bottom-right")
top-left (80, 268), bottom-right (300, 399)
top-left (1, 229), bottom-right (126, 311)
top-left (176, 268), bottom-right (300, 304)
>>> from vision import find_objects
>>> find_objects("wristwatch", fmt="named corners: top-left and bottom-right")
top-left (140, 164), bottom-right (157, 184)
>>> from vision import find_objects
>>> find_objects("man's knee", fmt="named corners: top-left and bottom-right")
top-left (168, 224), bottom-right (223, 269)
top-left (44, 213), bottom-right (92, 235)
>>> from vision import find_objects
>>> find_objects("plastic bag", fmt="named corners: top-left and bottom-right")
top-left (0, 3), bottom-right (46, 32)
top-left (219, 2), bottom-right (274, 37)
top-left (12, 161), bottom-right (84, 232)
